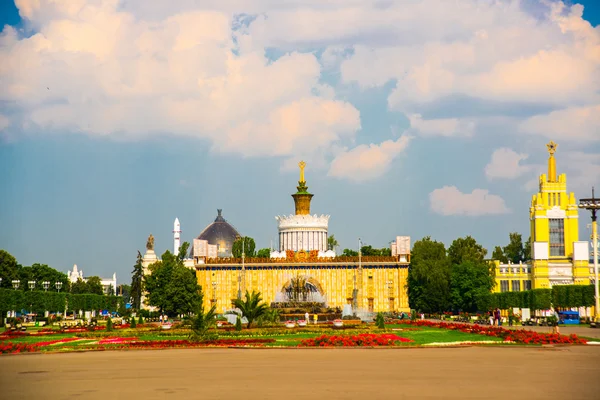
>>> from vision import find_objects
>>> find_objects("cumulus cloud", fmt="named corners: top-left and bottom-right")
top-left (485, 148), bottom-right (533, 180)
top-left (1, 0), bottom-right (361, 163)
top-left (328, 135), bottom-right (412, 182)
top-left (429, 186), bottom-right (510, 216)
top-left (518, 105), bottom-right (600, 141)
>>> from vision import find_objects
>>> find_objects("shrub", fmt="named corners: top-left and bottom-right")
top-left (106, 318), bottom-right (113, 332)
top-left (376, 312), bottom-right (385, 329)
top-left (235, 315), bottom-right (242, 331)
top-left (138, 315), bottom-right (144, 325)
top-left (130, 317), bottom-right (137, 328)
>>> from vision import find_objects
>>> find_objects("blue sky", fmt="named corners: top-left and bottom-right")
top-left (1, 0), bottom-right (599, 282)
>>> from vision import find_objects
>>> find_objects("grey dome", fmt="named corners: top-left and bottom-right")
top-left (191, 209), bottom-right (241, 258)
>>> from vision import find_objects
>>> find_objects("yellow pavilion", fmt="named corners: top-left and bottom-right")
top-left (493, 142), bottom-right (591, 292)
top-left (193, 162), bottom-right (411, 314)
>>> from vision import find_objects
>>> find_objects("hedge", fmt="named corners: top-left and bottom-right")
top-left (489, 285), bottom-right (594, 310)
top-left (0, 288), bottom-right (122, 316)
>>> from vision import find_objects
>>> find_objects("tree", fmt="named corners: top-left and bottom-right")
top-left (190, 285), bottom-right (216, 341)
top-left (360, 245), bottom-right (391, 256)
top-left (523, 236), bottom-right (532, 261)
top-left (144, 247), bottom-right (202, 316)
top-left (492, 246), bottom-right (508, 263)
top-left (450, 261), bottom-right (495, 312)
top-left (448, 236), bottom-right (488, 266)
top-left (230, 290), bottom-right (268, 329)
top-left (70, 278), bottom-right (88, 294)
top-left (86, 276), bottom-right (104, 295)
top-left (232, 237), bottom-right (256, 258)
top-left (131, 251), bottom-right (144, 310)
top-left (0, 250), bottom-right (19, 289)
top-left (256, 248), bottom-right (271, 258)
top-left (117, 284), bottom-right (131, 303)
top-left (342, 248), bottom-right (358, 256)
top-left (503, 232), bottom-right (524, 264)
top-left (327, 235), bottom-right (339, 251)
top-left (407, 237), bottom-right (451, 313)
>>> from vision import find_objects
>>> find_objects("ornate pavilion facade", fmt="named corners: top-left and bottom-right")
top-left (192, 162), bottom-right (411, 314)
top-left (493, 142), bottom-right (591, 293)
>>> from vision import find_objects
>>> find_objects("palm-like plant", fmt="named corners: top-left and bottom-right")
top-left (230, 290), bottom-right (269, 329)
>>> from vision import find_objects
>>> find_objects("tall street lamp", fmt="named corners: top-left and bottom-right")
top-left (579, 188), bottom-right (600, 326)
top-left (55, 282), bottom-right (63, 292)
top-left (43, 281), bottom-right (50, 292)
top-left (28, 281), bottom-right (36, 291)
top-left (12, 280), bottom-right (19, 290)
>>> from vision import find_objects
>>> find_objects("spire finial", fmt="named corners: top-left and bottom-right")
top-left (298, 161), bottom-right (306, 183)
top-left (546, 141), bottom-right (558, 182)
top-left (546, 141), bottom-right (558, 156)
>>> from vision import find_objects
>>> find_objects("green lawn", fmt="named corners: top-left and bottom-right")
top-left (1, 324), bottom-right (505, 351)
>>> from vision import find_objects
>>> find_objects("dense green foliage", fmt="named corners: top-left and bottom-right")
top-left (327, 235), bottom-right (339, 251)
top-left (130, 251), bottom-right (144, 310)
top-left (407, 237), bottom-right (451, 313)
top-left (232, 237), bottom-right (256, 257)
top-left (375, 312), bottom-right (385, 329)
top-left (256, 248), bottom-right (271, 258)
top-left (230, 290), bottom-right (269, 329)
top-left (235, 315), bottom-right (242, 331)
top-left (143, 246), bottom-right (202, 316)
top-left (0, 288), bottom-right (122, 315)
top-left (489, 285), bottom-right (594, 310)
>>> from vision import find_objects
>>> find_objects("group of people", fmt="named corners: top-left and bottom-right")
top-left (488, 308), bottom-right (502, 326)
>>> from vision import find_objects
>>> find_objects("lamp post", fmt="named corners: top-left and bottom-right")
top-left (56, 281), bottom-right (63, 292)
top-left (43, 281), bottom-right (50, 292)
top-left (28, 281), bottom-right (35, 291)
top-left (579, 188), bottom-right (600, 325)
top-left (241, 236), bottom-right (246, 296)
top-left (12, 280), bottom-right (19, 290)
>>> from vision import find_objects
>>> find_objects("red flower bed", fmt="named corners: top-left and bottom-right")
top-left (299, 333), bottom-right (412, 347)
top-left (0, 342), bottom-right (37, 354)
top-left (388, 319), bottom-right (587, 345)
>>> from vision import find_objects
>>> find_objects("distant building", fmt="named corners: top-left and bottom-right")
top-left (493, 141), bottom-right (591, 293)
top-left (67, 264), bottom-right (117, 295)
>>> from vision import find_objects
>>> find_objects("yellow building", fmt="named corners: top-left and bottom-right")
top-left (193, 162), bottom-right (411, 314)
top-left (494, 141), bottom-right (591, 293)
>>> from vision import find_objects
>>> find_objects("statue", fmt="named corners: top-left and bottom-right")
top-left (546, 141), bottom-right (557, 156)
top-left (146, 234), bottom-right (155, 251)
top-left (298, 160), bottom-right (306, 183)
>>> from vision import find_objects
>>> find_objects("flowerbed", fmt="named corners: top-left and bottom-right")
top-left (299, 333), bottom-right (412, 347)
top-left (389, 320), bottom-right (587, 345)
top-left (83, 338), bottom-right (276, 350)
top-left (0, 342), bottom-right (37, 354)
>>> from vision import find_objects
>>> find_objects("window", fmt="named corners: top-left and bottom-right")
top-left (500, 280), bottom-right (509, 292)
top-left (549, 218), bottom-right (565, 256)
top-left (511, 280), bottom-right (521, 292)
top-left (523, 280), bottom-right (532, 291)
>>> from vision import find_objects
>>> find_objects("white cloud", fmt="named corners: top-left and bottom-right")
top-left (429, 186), bottom-right (510, 216)
top-left (328, 135), bottom-right (412, 182)
top-left (518, 105), bottom-right (600, 141)
top-left (560, 151), bottom-right (600, 194)
top-left (1, 0), bottom-right (361, 164)
top-left (408, 114), bottom-right (475, 137)
top-left (485, 148), bottom-right (532, 180)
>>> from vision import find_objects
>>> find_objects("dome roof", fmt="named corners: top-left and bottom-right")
top-left (192, 209), bottom-right (241, 258)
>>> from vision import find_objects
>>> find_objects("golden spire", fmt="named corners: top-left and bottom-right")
top-left (546, 141), bottom-right (557, 182)
top-left (299, 160), bottom-right (306, 183)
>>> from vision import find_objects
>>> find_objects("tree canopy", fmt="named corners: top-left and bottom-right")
top-left (256, 248), bottom-right (271, 258)
top-left (232, 237), bottom-right (256, 257)
top-left (327, 235), bottom-right (339, 251)
top-left (503, 232), bottom-right (525, 263)
top-left (230, 290), bottom-right (268, 329)
top-left (448, 236), bottom-right (488, 266)
top-left (131, 250), bottom-right (144, 310)
top-left (144, 247), bottom-right (202, 316)
top-left (407, 237), bottom-right (451, 313)
top-left (450, 261), bottom-right (495, 312)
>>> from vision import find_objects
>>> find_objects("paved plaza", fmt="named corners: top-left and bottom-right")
top-left (1, 346), bottom-right (599, 399)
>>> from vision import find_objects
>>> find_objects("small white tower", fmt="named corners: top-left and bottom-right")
top-left (173, 217), bottom-right (181, 254)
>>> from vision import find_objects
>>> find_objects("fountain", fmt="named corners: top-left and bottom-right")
top-left (270, 275), bottom-right (341, 321)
